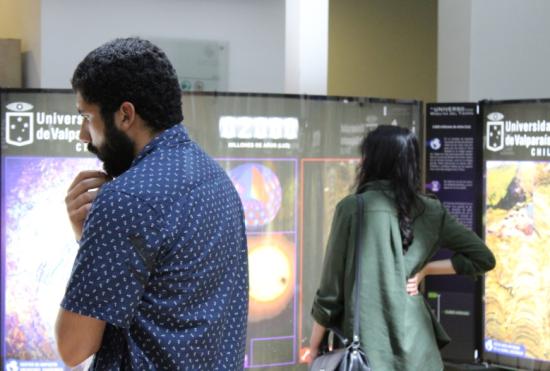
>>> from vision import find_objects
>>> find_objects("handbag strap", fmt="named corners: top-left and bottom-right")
top-left (352, 194), bottom-right (365, 347)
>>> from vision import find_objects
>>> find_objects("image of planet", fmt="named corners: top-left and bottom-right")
top-left (228, 163), bottom-right (283, 229)
top-left (247, 235), bottom-right (295, 322)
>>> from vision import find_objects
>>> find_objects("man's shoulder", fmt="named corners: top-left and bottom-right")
top-left (90, 183), bottom-right (156, 220)
top-left (140, 140), bottom-right (222, 183)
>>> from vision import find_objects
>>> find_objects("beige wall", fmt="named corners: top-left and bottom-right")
top-left (0, 0), bottom-right (41, 87)
top-left (328, 0), bottom-right (437, 103)
top-left (1, 0), bottom-right (19, 37)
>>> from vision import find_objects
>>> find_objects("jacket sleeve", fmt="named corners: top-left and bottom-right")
top-left (438, 205), bottom-right (496, 277)
top-left (311, 199), bottom-right (352, 328)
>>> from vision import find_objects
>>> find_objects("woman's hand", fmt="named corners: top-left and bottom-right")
top-left (407, 260), bottom-right (457, 295)
top-left (306, 321), bottom-right (326, 365)
top-left (302, 347), bottom-right (319, 365)
top-left (406, 267), bottom-right (427, 296)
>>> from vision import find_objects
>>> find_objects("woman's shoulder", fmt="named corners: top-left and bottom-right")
top-left (417, 193), bottom-right (446, 215)
top-left (337, 190), bottom-right (395, 213)
top-left (335, 194), bottom-right (358, 212)
top-left (333, 193), bottom-right (371, 219)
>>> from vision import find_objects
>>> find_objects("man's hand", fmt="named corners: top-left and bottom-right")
top-left (65, 171), bottom-right (110, 241)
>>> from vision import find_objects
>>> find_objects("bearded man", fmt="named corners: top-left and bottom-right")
top-left (55, 38), bottom-right (249, 370)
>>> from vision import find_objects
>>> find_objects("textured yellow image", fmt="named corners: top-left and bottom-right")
top-left (485, 161), bottom-right (550, 362)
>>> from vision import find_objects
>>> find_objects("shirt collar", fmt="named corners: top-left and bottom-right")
top-left (364, 179), bottom-right (393, 191)
top-left (131, 123), bottom-right (190, 167)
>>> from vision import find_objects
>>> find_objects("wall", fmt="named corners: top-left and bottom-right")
top-left (40, 0), bottom-right (285, 93)
top-left (8, 0), bottom-right (550, 100)
top-left (438, 0), bottom-right (550, 102)
top-left (469, 0), bottom-right (550, 101)
top-left (0, 0), bottom-right (21, 38)
top-left (437, 0), bottom-right (471, 102)
top-left (285, 0), bottom-right (329, 95)
top-left (327, 0), bottom-right (437, 103)
top-left (0, 39), bottom-right (22, 87)
top-left (0, 0), bottom-right (41, 87)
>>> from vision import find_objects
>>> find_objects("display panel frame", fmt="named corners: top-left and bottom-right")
top-left (481, 98), bottom-right (550, 371)
top-left (1, 88), bottom-right (422, 370)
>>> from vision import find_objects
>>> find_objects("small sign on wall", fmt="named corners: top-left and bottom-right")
top-left (148, 37), bottom-right (228, 92)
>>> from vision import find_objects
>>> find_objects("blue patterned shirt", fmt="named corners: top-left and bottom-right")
top-left (61, 124), bottom-right (249, 370)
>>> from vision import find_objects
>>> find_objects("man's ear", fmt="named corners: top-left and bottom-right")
top-left (117, 102), bottom-right (136, 131)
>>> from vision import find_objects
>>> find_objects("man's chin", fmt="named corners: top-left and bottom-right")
top-left (87, 143), bottom-right (100, 157)
top-left (103, 161), bottom-right (133, 178)
top-left (87, 134), bottom-right (135, 177)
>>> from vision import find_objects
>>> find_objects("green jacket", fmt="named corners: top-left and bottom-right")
top-left (312, 180), bottom-right (496, 371)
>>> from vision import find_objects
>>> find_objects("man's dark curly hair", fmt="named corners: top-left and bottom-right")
top-left (71, 37), bottom-right (183, 131)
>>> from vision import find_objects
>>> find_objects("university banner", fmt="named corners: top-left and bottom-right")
top-left (481, 99), bottom-right (550, 370)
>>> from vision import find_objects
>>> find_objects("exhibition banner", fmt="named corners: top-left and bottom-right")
top-left (425, 103), bottom-right (482, 233)
top-left (424, 103), bottom-right (484, 363)
top-left (481, 100), bottom-right (550, 370)
top-left (0, 89), bottom-right (421, 370)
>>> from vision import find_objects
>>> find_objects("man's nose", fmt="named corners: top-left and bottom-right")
top-left (79, 120), bottom-right (91, 143)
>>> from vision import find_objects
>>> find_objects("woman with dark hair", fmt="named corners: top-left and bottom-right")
top-left (307, 125), bottom-right (495, 370)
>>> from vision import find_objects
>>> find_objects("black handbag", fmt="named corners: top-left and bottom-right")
top-left (310, 196), bottom-right (372, 371)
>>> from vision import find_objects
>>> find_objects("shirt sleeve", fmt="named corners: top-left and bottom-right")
top-left (311, 198), bottom-right (352, 328)
top-left (438, 205), bottom-right (496, 277)
top-left (61, 189), bottom-right (165, 328)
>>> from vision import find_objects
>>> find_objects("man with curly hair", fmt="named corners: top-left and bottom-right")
top-left (55, 38), bottom-right (249, 370)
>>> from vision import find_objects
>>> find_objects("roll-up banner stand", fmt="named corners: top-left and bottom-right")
top-left (0, 89), bottom-right (422, 370)
top-left (424, 103), bottom-right (485, 364)
top-left (481, 99), bottom-right (550, 371)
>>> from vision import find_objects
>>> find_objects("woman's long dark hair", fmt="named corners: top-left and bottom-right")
top-left (355, 125), bottom-right (422, 251)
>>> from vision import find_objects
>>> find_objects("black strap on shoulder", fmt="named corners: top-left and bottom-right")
top-left (352, 194), bottom-right (365, 347)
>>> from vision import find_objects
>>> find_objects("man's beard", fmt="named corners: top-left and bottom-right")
top-left (88, 116), bottom-right (135, 178)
